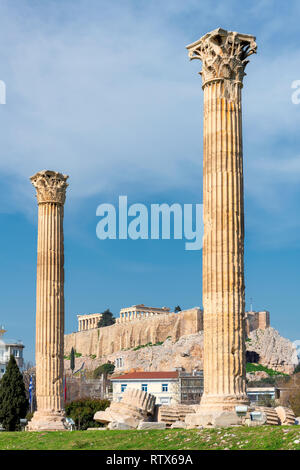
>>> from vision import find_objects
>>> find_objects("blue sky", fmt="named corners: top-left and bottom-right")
top-left (0, 0), bottom-right (299, 363)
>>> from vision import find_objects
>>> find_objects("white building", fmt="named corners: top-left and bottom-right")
top-left (247, 387), bottom-right (278, 404)
top-left (111, 371), bottom-right (179, 405)
top-left (0, 327), bottom-right (24, 378)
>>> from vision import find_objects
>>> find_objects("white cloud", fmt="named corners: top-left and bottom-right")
top-left (0, 0), bottom-right (299, 244)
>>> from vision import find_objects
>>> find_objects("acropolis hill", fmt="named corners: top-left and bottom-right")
top-left (64, 307), bottom-right (297, 375)
top-left (65, 307), bottom-right (204, 358)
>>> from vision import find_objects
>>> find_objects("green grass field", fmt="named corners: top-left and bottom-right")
top-left (0, 426), bottom-right (300, 450)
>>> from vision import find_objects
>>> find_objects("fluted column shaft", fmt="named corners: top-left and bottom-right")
top-left (186, 28), bottom-right (257, 411)
top-left (28, 170), bottom-right (68, 431)
top-left (202, 80), bottom-right (246, 403)
top-left (35, 202), bottom-right (64, 411)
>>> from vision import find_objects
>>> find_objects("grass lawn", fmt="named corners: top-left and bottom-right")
top-left (0, 426), bottom-right (300, 450)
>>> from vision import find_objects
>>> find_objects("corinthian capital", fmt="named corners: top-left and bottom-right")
top-left (186, 28), bottom-right (257, 87)
top-left (30, 170), bottom-right (69, 205)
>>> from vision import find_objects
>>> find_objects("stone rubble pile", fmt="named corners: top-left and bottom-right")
top-left (93, 389), bottom-right (297, 431)
top-left (158, 404), bottom-right (195, 427)
top-left (94, 388), bottom-right (158, 429)
top-left (183, 405), bottom-right (296, 428)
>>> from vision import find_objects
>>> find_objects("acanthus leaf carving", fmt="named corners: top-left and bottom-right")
top-left (30, 170), bottom-right (69, 205)
top-left (186, 28), bottom-right (257, 87)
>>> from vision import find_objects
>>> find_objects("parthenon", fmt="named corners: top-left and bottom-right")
top-left (116, 304), bottom-right (170, 323)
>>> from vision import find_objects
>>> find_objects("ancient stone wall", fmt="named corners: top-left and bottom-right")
top-left (64, 308), bottom-right (203, 358)
top-left (245, 311), bottom-right (270, 336)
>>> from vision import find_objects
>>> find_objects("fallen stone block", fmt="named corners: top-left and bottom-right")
top-left (121, 388), bottom-right (156, 415)
top-left (275, 406), bottom-right (296, 425)
top-left (185, 413), bottom-right (214, 427)
top-left (185, 411), bottom-right (242, 428)
top-left (108, 422), bottom-right (134, 430)
top-left (94, 388), bottom-right (156, 429)
top-left (86, 427), bottom-right (107, 431)
top-left (94, 410), bottom-right (141, 429)
top-left (171, 421), bottom-right (187, 429)
top-left (254, 406), bottom-right (279, 425)
top-left (158, 404), bottom-right (195, 426)
top-left (137, 422), bottom-right (166, 430)
top-left (244, 411), bottom-right (267, 426)
top-left (213, 412), bottom-right (242, 427)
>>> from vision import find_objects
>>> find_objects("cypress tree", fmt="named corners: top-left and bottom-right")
top-left (0, 355), bottom-right (28, 431)
top-left (97, 309), bottom-right (115, 328)
top-left (70, 347), bottom-right (75, 373)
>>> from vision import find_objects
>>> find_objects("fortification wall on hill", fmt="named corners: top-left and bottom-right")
top-left (64, 308), bottom-right (203, 358)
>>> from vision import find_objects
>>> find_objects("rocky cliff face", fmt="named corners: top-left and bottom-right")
top-left (108, 333), bottom-right (204, 373)
top-left (64, 308), bottom-right (202, 358)
top-left (246, 327), bottom-right (298, 374)
top-left (64, 327), bottom-right (298, 376)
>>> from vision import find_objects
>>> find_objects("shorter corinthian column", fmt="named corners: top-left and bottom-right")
top-left (28, 170), bottom-right (68, 431)
top-left (186, 29), bottom-right (256, 420)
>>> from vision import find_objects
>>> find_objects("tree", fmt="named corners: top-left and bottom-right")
top-left (293, 363), bottom-right (300, 374)
top-left (70, 347), bottom-right (75, 374)
top-left (93, 362), bottom-right (115, 379)
top-left (65, 398), bottom-right (110, 430)
top-left (97, 309), bottom-right (116, 328)
top-left (0, 355), bottom-right (29, 431)
top-left (279, 372), bottom-right (300, 416)
top-left (174, 305), bottom-right (182, 313)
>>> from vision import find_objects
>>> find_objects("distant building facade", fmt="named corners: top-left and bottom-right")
top-left (111, 371), bottom-right (179, 405)
top-left (247, 386), bottom-right (278, 404)
top-left (111, 370), bottom-right (205, 405)
top-left (0, 327), bottom-right (24, 378)
top-left (179, 370), bottom-right (204, 404)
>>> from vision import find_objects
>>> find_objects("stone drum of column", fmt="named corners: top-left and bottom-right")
top-left (186, 28), bottom-right (257, 412)
top-left (28, 170), bottom-right (68, 431)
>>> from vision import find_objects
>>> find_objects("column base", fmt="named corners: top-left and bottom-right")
top-left (27, 410), bottom-right (68, 431)
top-left (197, 392), bottom-right (249, 411)
top-left (186, 393), bottom-right (249, 428)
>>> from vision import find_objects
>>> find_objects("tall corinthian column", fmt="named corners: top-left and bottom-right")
top-left (186, 29), bottom-right (257, 415)
top-left (28, 170), bottom-right (68, 431)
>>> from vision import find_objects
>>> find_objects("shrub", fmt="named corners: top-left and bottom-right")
top-left (65, 398), bottom-right (110, 430)
top-left (133, 341), bottom-right (164, 351)
top-left (246, 362), bottom-right (288, 377)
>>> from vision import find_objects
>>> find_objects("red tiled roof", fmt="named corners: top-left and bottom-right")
top-left (111, 371), bottom-right (179, 380)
